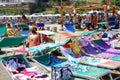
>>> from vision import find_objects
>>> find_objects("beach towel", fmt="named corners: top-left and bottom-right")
top-left (80, 38), bottom-right (117, 58)
top-left (28, 43), bottom-right (61, 55)
top-left (91, 39), bottom-right (120, 54)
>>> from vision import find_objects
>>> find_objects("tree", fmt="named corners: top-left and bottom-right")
top-left (48, 0), bottom-right (54, 7)
top-left (31, 6), bottom-right (45, 13)
top-left (74, 0), bottom-right (87, 7)
top-left (101, 0), bottom-right (120, 10)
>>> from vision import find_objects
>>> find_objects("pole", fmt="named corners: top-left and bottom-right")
top-left (60, 0), bottom-right (64, 31)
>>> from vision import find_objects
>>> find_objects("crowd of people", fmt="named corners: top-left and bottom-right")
top-left (1, 10), bottom-right (120, 55)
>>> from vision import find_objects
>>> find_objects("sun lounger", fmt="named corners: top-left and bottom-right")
top-left (32, 53), bottom-right (65, 71)
top-left (0, 36), bottom-right (27, 55)
top-left (0, 23), bottom-right (6, 37)
top-left (0, 36), bottom-right (27, 48)
top-left (79, 56), bottom-right (120, 69)
top-left (0, 54), bottom-right (50, 80)
top-left (18, 24), bottom-right (29, 36)
top-left (64, 23), bottom-right (75, 32)
top-left (36, 22), bottom-right (45, 27)
top-left (18, 24), bottom-right (29, 29)
top-left (32, 52), bottom-right (111, 80)
top-left (20, 30), bottom-right (29, 36)
top-left (60, 46), bottom-right (120, 80)
top-left (81, 38), bottom-right (119, 58)
top-left (28, 42), bottom-right (61, 55)
top-left (60, 46), bottom-right (120, 69)
top-left (58, 31), bottom-right (79, 37)
top-left (78, 29), bottom-right (101, 35)
top-left (91, 39), bottom-right (120, 54)
top-left (80, 38), bottom-right (117, 58)
top-left (54, 58), bottom-right (111, 80)
top-left (112, 55), bottom-right (120, 61)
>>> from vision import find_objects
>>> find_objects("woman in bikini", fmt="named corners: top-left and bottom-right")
top-left (26, 27), bottom-right (40, 48)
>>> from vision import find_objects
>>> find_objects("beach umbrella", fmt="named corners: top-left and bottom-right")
top-left (98, 11), bottom-right (104, 15)
top-left (118, 11), bottom-right (120, 15)
top-left (87, 10), bottom-right (98, 14)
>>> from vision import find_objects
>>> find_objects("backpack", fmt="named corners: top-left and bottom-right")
top-left (51, 65), bottom-right (72, 80)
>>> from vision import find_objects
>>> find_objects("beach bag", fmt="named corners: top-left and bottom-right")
top-left (51, 65), bottom-right (72, 80)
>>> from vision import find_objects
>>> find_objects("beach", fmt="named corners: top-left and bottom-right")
top-left (1, 24), bottom-right (120, 80)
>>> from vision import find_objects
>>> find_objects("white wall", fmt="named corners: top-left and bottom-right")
top-left (21, 0), bottom-right (36, 3)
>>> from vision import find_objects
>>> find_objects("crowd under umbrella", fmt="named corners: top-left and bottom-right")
top-left (86, 10), bottom-right (104, 15)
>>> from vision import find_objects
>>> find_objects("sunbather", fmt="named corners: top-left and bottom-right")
top-left (13, 24), bottom-right (20, 36)
top-left (6, 23), bottom-right (14, 36)
top-left (26, 27), bottom-right (40, 48)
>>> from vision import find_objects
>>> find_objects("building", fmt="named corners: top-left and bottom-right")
top-left (0, 0), bottom-right (36, 14)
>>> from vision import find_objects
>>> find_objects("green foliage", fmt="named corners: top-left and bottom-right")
top-left (0, 8), bottom-right (24, 15)
top-left (32, 6), bottom-right (45, 13)
top-left (54, 8), bottom-right (59, 14)
top-left (74, 0), bottom-right (87, 7)
top-left (101, 0), bottom-right (120, 10)
top-left (49, 0), bottom-right (54, 6)
top-left (101, 0), bottom-right (106, 5)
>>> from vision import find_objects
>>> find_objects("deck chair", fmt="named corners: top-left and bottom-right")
top-left (80, 38), bottom-right (117, 58)
top-left (108, 16), bottom-right (117, 28)
top-left (0, 54), bottom-right (49, 80)
top-left (36, 22), bottom-right (45, 27)
top-left (28, 43), bottom-right (61, 55)
top-left (59, 47), bottom-right (111, 80)
top-left (32, 50), bottom-right (111, 80)
top-left (0, 54), bottom-right (31, 80)
top-left (60, 45), bottom-right (120, 79)
top-left (64, 23), bottom-right (75, 32)
top-left (18, 24), bottom-right (29, 36)
top-left (112, 55), bottom-right (120, 61)
top-left (32, 52), bottom-right (65, 71)
top-left (0, 36), bottom-right (27, 55)
top-left (18, 24), bottom-right (29, 29)
top-left (0, 23), bottom-right (6, 37)
top-left (91, 39), bottom-right (120, 54)
top-left (78, 29), bottom-right (101, 35)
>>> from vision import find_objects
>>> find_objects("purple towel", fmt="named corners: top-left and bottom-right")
top-left (80, 38), bottom-right (119, 58)
top-left (80, 39), bottom-right (99, 55)
top-left (92, 39), bottom-right (120, 54)
top-left (96, 52), bottom-right (117, 58)
top-left (106, 48), bottom-right (120, 54)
